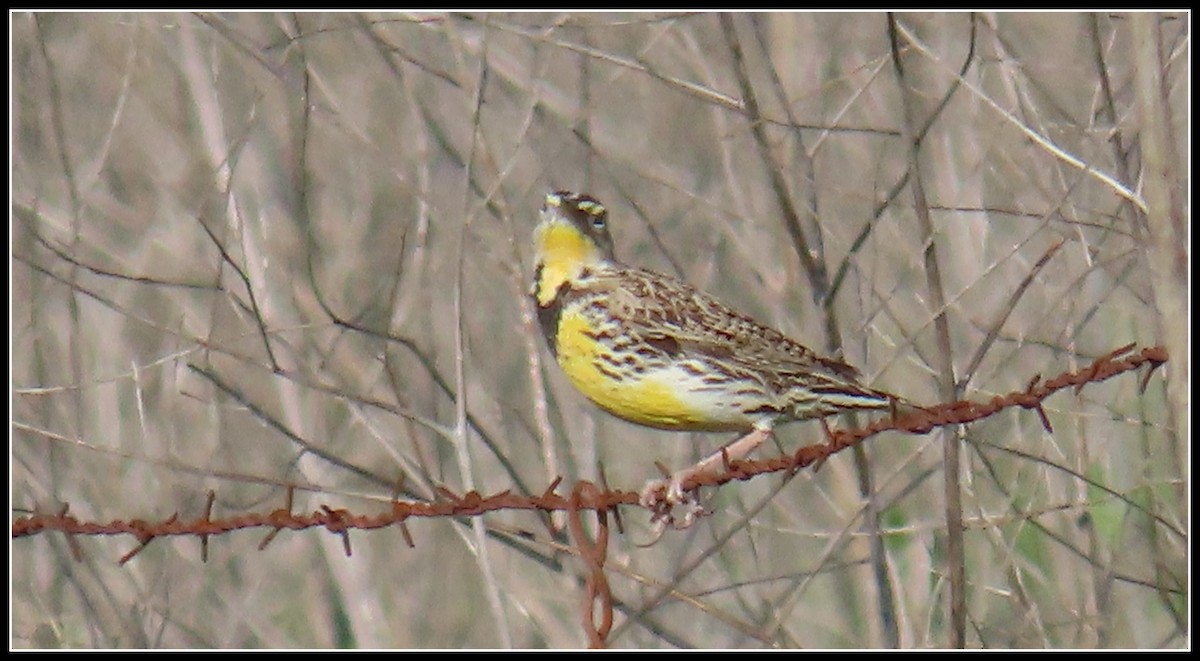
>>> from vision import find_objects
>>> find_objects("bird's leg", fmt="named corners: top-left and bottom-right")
top-left (640, 427), bottom-right (772, 528)
top-left (669, 427), bottom-right (773, 498)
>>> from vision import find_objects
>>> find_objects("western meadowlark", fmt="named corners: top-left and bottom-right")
top-left (531, 190), bottom-right (907, 525)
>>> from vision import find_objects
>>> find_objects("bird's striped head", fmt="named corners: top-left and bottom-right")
top-left (531, 190), bottom-right (616, 306)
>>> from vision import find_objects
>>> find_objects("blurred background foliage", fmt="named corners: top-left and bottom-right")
top-left (12, 12), bottom-right (1187, 649)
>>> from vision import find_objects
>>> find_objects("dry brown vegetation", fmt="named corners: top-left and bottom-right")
top-left (12, 12), bottom-right (1187, 649)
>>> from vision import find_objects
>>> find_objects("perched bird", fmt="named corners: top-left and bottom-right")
top-left (530, 190), bottom-right (907, 525)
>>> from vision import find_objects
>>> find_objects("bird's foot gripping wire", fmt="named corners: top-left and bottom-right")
top-left (637, 427), bottom-right (772, 534)
top-left (639, 475), bottom-right (708, 533)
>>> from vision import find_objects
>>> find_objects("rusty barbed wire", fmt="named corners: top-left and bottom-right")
top-left (12, 344), bottom-right (1167, 565)
top-left (567, 480), bottom-right (614, 649)
top-left (676, 343), bottom-right (1168, 494)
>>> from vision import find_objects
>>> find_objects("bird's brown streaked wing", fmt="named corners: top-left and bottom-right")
top-left (605, 267), bottom-right (868, 384)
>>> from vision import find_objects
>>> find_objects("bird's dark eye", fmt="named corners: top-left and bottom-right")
top-left (573, 197), bottom-right (607, 230)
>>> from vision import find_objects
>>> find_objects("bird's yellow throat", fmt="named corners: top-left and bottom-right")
top-left (532, 218), bottom-right (606, 306)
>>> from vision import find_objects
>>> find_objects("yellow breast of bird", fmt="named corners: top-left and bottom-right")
top-left (553, 307), bottom-right (755, 432)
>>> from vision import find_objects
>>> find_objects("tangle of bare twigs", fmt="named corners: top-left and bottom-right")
top-left (8, 343), bottom-right (1169, 649)
top-left (12, 344), bottom-right (1167, 553)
